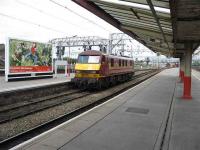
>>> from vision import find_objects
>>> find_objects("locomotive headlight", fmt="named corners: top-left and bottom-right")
top-left (90, 70), bottom-right (97, 74)
top-left (76, 70), bottom-right (81, 73)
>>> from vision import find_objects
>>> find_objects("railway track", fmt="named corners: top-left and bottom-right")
top-left (0, 69), bottom-right (150, 124)
top-left (192, 66), bottom-right (200, 72)
top-left (0, 89), bottom-right (90, 123)
top-left (0, 69), bottom-right (160, 149)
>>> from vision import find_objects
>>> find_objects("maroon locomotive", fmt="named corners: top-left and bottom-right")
top-left (73, 50), bottom-right (134, 89)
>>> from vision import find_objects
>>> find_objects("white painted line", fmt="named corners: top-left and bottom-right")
top-left (11, 72), bottom-right (160, 150)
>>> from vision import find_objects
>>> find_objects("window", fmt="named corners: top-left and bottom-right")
top-left (88, 56), bottom-right (100, 63)
top-left (130, 60), bottom-right (133, 66)
top-left (111, 58), bottom-right (114, 67)
top-left (122, 60), bottom-right (124, 66)
top-left (78, 55), bottom-right (100, 64)
top-left (125, 60), bottom-right (127, 66)
top-left (119, 59), bottom-right (121, 67)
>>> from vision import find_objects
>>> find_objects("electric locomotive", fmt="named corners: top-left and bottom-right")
top-left (72, 50), bottom-right (134, 89)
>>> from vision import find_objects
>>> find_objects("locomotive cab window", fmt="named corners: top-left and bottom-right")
top-left (78, 55), bottom-right (100, 64)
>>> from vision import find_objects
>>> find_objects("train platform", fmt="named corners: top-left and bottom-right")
top-left (11, 68), bottom-right (200, 150)
top-left (0, 74), bottom-right (74, 93)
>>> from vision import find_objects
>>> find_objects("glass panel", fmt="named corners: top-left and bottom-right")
top-left (111, 58), bottom-right (114, 67)
top-left (78, 56), bottom-right (89, 64)
top-left (88, 56), bottom-right (100, 63)
top-left (78, 56), bottom-right (100, 64)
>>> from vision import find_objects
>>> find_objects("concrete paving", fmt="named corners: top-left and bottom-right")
top-left (13, 68), bottom-right (182, 150)
top-left (164, 70), bottom-right (200, 150)
top-left (59, 69), bottom-right (178, 150)
top-left (0, 74), bottom-right (74, 93)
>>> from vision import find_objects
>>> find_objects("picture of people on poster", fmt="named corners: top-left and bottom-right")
top-left (9, 39), bottom-right (52, 73)
top-left (25, 42), bottom-right (38, 65)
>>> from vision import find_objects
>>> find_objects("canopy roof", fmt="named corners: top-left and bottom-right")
top-left (73, 0), bottom-right (200, 58)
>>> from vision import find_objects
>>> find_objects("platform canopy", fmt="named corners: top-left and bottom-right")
top-left (72, 0), bottom-right (200, 58)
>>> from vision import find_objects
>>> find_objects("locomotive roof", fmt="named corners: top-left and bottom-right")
top-left (108, 54), bottom-right (132, 60)
top-left (79, 50), bottom-right (104, 56)
top-left (79, 50), bottom-right (133, 60)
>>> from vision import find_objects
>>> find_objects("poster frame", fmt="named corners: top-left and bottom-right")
top-left (5, 37), bottom-right (53, 81)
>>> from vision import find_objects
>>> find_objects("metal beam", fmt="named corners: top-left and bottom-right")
top-left (169, 0), bottom-right (177, 52)
top-left (110, 13), bottom-right (172, 28)
top-left (130, 8), bottom-right (140, 19)
top-left (94, 0), bottom-right (171, 20)
top-left (119, 19), bottom-right (172, 33)
top-left (121, 24), bottom-right (173, 41)
top-left (107, 11), bottom-right (172, 28)
top-left (72, 0), bottom-right (174, 55)
top-left (146, 0), bottom-right (171, 54)
top-left (72, 0), bottom-right (146, 45)
top-left (72, 0), bottom-right (120, 28)
top-left (120, 0), bottom-right (170, 9)
top-left (50, 36), bottom-right (109, 47)
top-left (146, 43), bottom-right (169, 52)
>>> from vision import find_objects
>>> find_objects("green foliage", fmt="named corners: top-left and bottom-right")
top-left (9, 39), bottom-right (52, 67)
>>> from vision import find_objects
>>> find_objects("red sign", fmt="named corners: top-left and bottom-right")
top-left (10, 66), bottom-right (52, 73)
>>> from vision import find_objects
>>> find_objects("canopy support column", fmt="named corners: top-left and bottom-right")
top-left (182, 43), bottom-right (192, 99)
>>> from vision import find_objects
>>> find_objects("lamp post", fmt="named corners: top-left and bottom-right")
top-left (68, 35), bottom-right (77, 76)
top-left (157, 52), bottom-right (160, 69)
top-left (68, 35), bottom-right (77, 64)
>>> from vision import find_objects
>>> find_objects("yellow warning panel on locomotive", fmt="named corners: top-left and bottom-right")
top-left (75, 64), bottom-right (101, 70)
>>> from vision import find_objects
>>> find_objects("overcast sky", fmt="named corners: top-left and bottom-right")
top-left (0, 0), bottom-right (121, 43)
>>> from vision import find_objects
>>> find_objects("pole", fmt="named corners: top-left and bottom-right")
top-left (157, 53), bottom-right (160, 69)
top-left (182, 43), bottom-right (192, 99)
top-left (180, 56), bottom-right (184, 82)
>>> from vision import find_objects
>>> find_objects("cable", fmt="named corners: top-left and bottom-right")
top-left (49, 0), bottom-right (111, 32)
top-left (16, 0), bottom-right (95, 33)
top-left (0, 12), bottom-right (68, 34)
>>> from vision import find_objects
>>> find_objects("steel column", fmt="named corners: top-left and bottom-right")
top-left (182, 43), bottom-right (192, 99)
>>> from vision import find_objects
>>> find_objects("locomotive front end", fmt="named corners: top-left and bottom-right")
top-left (73, 51), bottom-right (104, 89)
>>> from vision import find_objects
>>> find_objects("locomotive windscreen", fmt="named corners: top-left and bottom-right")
top-left (78, 56), bottom-right (100, 64)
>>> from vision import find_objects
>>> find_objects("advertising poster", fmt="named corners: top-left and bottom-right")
top-left (8, 38), bottom-right (52, 73)
top-left (0, 44), bottom-right (5, 70)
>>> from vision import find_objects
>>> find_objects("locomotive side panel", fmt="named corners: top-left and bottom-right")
top-left (107, 56), bottom-right (134, 76)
